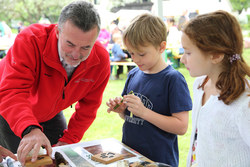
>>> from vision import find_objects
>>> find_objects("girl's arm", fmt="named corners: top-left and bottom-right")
top-left (0, 145), bottom-right (17, 162)
top-left (237, 97), bottom-right (250, 147)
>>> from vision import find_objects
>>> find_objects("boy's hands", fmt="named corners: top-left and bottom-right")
top-left (106, 91), bottom-right (146, 118)
top-left (106, 97), bottom-right (126, 114)
top-left (123, 94), bottom-right (147, 118)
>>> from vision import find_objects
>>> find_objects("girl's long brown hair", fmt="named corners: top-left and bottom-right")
top-left (183, 10), bottom-right (250, 105)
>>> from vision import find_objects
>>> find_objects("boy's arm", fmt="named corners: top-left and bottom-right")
top-left (106, 97), bottom-right (126, 119)
top-left (124, 94), bottom-right (189, 135)
top-left (118, 112), bottom-right (126, 120)
top-left (107, 91), bottom-right (134, 120)
top-left (142, 109), bottom-right (189, 135)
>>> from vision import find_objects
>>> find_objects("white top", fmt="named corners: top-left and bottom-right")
top-left (187, 76), bottom-right (250, 167)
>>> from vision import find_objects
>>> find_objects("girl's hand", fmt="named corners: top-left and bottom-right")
top-left (123, 94), bottom-right (146, 118)
top-left (106, 97), bottom-right (126, 114)
top-left (53, 141), bottom-right (68, 147)
top-left (0, 145), bottom-right (17, 162)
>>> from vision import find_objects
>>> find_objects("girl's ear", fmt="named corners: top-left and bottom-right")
top-left (159, 41), bottom-right (167, 53)
top-left (210, 53), bottom-right (224, 64)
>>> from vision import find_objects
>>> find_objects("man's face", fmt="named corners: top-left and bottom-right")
top-left (56, 20), bottom-right (99, 67)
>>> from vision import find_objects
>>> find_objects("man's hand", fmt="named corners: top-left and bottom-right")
top-left (17, 128), bottom-right (52, 166)
top-left (0, 145), bottom-right (17, 162)
top-left (53, 141), bottom-right (68, 147)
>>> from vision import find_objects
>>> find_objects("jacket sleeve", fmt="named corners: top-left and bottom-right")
top-left (58, 49), bottom-right (111, 144)
top-left (0, 34), bottom-right (43, 138)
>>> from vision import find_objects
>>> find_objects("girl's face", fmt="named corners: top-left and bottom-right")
top-left (180, 33), bottom-right (213, 77)
top-left (125, 41), bottom-right (166, 74)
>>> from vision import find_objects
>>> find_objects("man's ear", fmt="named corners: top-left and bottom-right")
top-left (210, 53), bottom-right (224, 64)
top-left (55, 25), bottom-right (59, 39)
top-left (159, 41), bottom-right (167, 53)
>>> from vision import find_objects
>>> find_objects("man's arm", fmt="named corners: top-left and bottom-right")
top-left (17, 128), bottom-right (52, 166)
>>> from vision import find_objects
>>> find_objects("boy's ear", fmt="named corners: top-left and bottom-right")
top-left (210, 53), bottom-right (224, 64)
top-left (160, 41), bottom-right (167, 53)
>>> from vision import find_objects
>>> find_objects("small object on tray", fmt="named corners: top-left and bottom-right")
top-left (117, 160), bottom-right (129, 167)
top-left (25, 155), bottom-right (53, 167)
top-left (91, 151), bottom-right (124, 164)
top-left (128, 161), bottom-right (172, 167)
top-left (54, 152), bottom-right (70, 167)
top-left (6, 158), bottom-right (14, 167)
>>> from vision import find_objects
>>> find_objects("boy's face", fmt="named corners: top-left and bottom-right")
top-left (125, 41), bottom-right (166, 74)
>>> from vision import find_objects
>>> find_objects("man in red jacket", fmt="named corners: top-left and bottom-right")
top-left (0, 1), bottom-right (110, 166)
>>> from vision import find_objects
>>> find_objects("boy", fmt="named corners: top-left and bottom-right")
top-left (110, 32), bottom-right (127, 79)
top-left (106, 14), bottom-right (192, 167)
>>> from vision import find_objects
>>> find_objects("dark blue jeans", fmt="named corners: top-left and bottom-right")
top-left (0, 111), bottom-right (67, 153)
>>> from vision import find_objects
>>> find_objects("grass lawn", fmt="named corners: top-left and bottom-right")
top-left (64, 49), bottom-right (250, 167)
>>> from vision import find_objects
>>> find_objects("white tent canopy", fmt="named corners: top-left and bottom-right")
top-left (152, 0), bottom-right (232, 17)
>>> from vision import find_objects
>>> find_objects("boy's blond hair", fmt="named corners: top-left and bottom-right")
top-left (123, 13), bottom-right (167, 50)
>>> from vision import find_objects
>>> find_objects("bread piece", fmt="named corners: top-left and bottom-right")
top-left (91, 151), bottom-right (124, 164)
top-left (25, 155), bottom-right (53, 167)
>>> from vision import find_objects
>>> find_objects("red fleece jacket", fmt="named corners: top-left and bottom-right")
top-left (0, 24), bottom-right (110, 144)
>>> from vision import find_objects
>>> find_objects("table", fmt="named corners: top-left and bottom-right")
top-left (110, 61), bottom-right (136, 66)
top-left (110, 59), bottom-right (136, 77)
top-left (0, 138), bottom-right (153, 167)
top-left (52, 138), bottom-right (152, 167)
top-left (0, 36), bottom-right (15, 59)
top-left (0, 39), bottom-right (10, 58)
top-left (0, 36), bottom-right (14, 50)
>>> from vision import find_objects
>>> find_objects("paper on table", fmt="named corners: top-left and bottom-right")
top-left (0, 138), bottom-right (147, 167)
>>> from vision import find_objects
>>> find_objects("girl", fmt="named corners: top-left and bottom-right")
top-left (0, 145), bottom-right (17, 162)
top-left (180, 10), bottom-right (250, 167)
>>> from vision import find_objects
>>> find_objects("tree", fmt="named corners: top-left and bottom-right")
top-left (230, 0), bottom-right (250, 14)
top-left (0, 0), bottom-right (74, 26)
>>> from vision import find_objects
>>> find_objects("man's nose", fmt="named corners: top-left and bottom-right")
top-left (71, 49), bottom-right (81, 59)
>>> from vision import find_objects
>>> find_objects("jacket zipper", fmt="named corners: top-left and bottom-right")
top-left (62, 80), bottom-right (67, 99)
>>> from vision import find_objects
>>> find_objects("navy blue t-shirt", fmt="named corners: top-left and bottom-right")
top-left (121, 65), bottom-right (192, 167)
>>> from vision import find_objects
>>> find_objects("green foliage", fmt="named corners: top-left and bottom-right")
top-left (241, 21), bottom-right (250, 31)
top-left (0, 0), bottom-right (74, 26)
top-left (243, 48), bottom-right (250, 64)
top-left (0, 0), bottom-right (144, 26)
top-left (230, 0), bottom-right (250, 14)
top-left (246, 15), bottom-right (250, 30)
